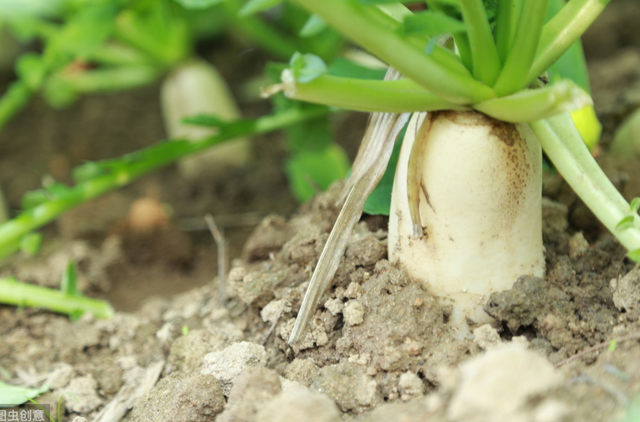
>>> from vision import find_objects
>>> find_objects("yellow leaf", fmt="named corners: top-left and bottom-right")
top-left (570, 105), bottom-right (602, 151)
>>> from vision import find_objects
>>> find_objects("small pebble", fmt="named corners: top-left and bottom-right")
top-left (398, 372), bottom-right (424, 400)
top-left (201, 341), bottom-right (267, 396)
top-left (569, 232), bottom-right (589, 258)
top-left (344, 282), bottom-right (364, 299)
top-left (324, 298), bottom-right (344, 315)
top-left (344, 301), bottom-right (365, 326)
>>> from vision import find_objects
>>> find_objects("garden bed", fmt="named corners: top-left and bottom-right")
top-left (1, 1), bottom-right (640, 421)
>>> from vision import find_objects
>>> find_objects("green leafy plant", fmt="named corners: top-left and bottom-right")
top-left (0, 261), bottom-right (114, 319)
top-left (611, 107), bottom-right (640, 158)
top-left (0, 380), bottom-right (48, 407)
top-left (261, 0), bottom-right (640, 341)
top-left (0, 0), bottom-right (349, 206)
top-left (0, 106), bottom-right (327, 260)
top-left (0, 0), bottom-right (350, 315)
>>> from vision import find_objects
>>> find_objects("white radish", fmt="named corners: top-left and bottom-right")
top-left (388, 110), bottom-right (544, 336)
top-left (161, 58), bottom-right (250, 179)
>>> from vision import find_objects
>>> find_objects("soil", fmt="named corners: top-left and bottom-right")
top-left (2, 2), bottom-right (640, 422)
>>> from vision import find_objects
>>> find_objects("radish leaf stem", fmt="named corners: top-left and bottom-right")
top-left (266, 72), bottom-right (467, 112)
top-left (493, 0), bottom-right (548, 95)
top-left (460, 0), bottom-right (501, 86)
top-left (288, 0), bottom-right (495, 104)
top-left (495, 0), bottom-right (521, 63)
top-left (0, 276), bottom-right (114, 319)
top-left (530, 113), bottom-right (640, 254)
top-left (529, 0), bottom-right (612, 86)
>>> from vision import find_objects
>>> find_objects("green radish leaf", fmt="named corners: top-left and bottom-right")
top-left (43, 76), bottom-right (77, 108)
top-left (628, 248), bottom-right (640, 263)
top-left (363, 122), bottom-right (406, 215)
top-left (182, 114), bottom-right (229, 128)
top-left (61, 261), bottom-right (80, 297)
top-left (68, 309), bottom-right (85, 321)
top-left (0, 381), bottom-right (49, 407)
top-left (285, 144), bottom-right (350, 202)
top-left (356, 0), bottom-right (405, 6)
top-left (21, 189), bottom-right (49, 210)
top-left (0, 2), bottom-right (61, 22)
top-left (173, 0), bottom-right (226, 9)
top-left (544, 0), bottom-right (590, 93)
top-left (45, 182), bottom-right (72, 198)
top-left (289, 52), bottom-right (327, 83)
top-left (616, 216), bottom-right (636, 231)
top-left (265, 62), bottom-right (339, 200)
top-left (266, 62), bottom-right (331, 153)
top-left (300, 14), bottom-right (326, 38)
top-left (327, 57), bottom-right (386, 80)
top-left (425, 0), bottom-right (462, 18)
top-left (544, 0), bottom-right (600, 150)
top-left (285, 113), bottom-right (332, 152)
top-left (239, 0), bottom-right (283, 16)
top-left (363, 184), bottom-right (393, 216)
top-left (19, 232), bottom-right (42, 255)
top-left (630, 197), bottom-right (640, 214)
top-left (400, 11), bottom-right (467, 37)
top-left (48, 3), bottom-right (117, 59)
top-left (8, 18), bottom-right (48, 43)
top-left (73, 161), bottom-right (107, 184)
top-left (15, 53), bottom-right (46, 90)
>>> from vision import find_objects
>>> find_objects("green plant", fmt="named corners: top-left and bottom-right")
top-left (611, 107), bottom-right (640, 158)
top-left (0, 261), bottom-right (113, 319)
top-left (0, 380), bottom-right (48, 407)
top-left (0, 0), bottom-right (350, 208)
top-left (29, 392), bottom-right (81, 422)
top-left (0, 106), bottom-right (327, 260)
top-left (268, 0), bottom-right (640, 340)
top-left (0, 0), bottom-right (351, 315)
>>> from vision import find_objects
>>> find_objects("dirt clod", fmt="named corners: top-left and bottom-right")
top-left (611, 267), bottom-right (640, 312)
top-left (63, 375), bottom-right (104, 414)
top-left (256, 385), bottom-right (341, 422)
top-left (129, 372), bottom-right (225, 422)
top-left (312, 361), bottom-right (379, 413)
top-left (216, 367), bottom-right (282, 422)
top-left (201, 341), bottom-right (267, 396)
top-left (447, 345), bottom-right (563, 422)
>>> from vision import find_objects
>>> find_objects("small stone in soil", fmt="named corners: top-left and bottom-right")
top-left (129, 372), bottom-right (225, 422)
top-left (216, 367), bottom-right (282, 422)
top-left (398, 371), bottom-right (425, 401)
top-left (256, 384), bottom-right (341, 422)
top-left (312, 362), bottom-right (379, 413)
top-left (472, 324), bottom-right (501, 350)
top-left (45, 363), bottom-right (74, 390)
top-left (324, 297), bottom-right (344, 315)
top-left (201, 341), bottom-right (267, 396)
top-left (260, 299), bottom-right (288, 324)
top-left (284, 358), bottom-right (320, 387)
top-left (167, 329), bottom-right (219, 373)
top-left (569, 232), bottom-right (590, 258)
top-left (611, 266), bottom-right (640, 312)
top-left (343, 300), bottom-right (365, 326)
top-left (447, 345), bottom-right (563, 422)
top-left (62, 375), bottom-right (103, 414)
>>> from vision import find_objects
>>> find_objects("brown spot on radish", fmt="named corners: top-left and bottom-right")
top-left (489, 118), bottom-right (519, 146)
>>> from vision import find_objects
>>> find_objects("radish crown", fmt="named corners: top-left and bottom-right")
top-left (265, 0), bottom-right (605, 123)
